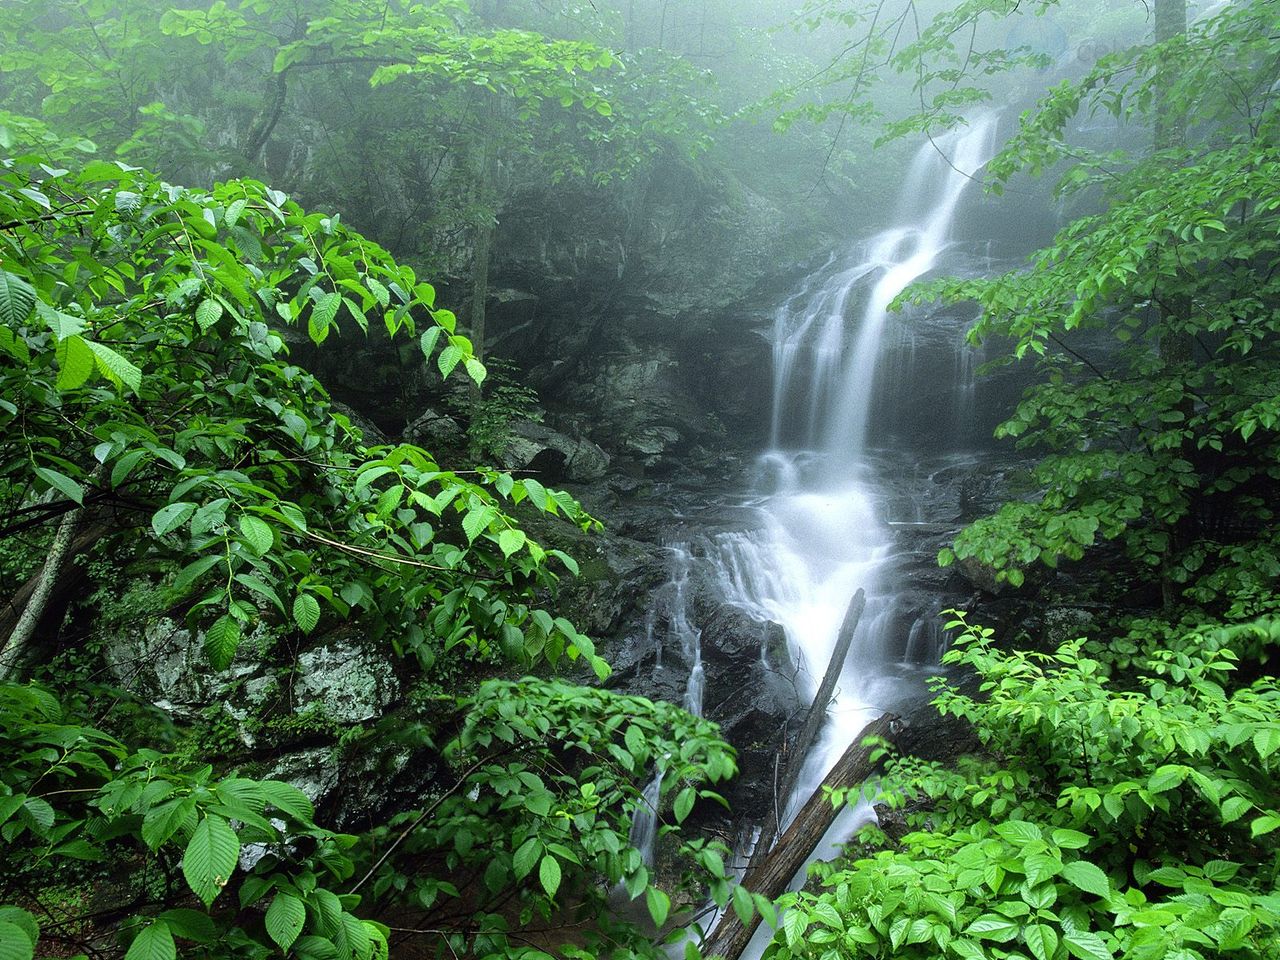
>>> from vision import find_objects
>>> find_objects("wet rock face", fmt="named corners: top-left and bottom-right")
top-left (606, 555), bottom-right (805, 821)
top-left (498, 421), bottom-right (610, 483)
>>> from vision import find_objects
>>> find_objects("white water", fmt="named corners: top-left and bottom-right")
top-left (691, 114), bottom-right (1000, 955)
top-left (629, 545), bottom-right (704, 866)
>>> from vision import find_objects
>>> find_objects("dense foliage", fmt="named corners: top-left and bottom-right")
top-left (0, 139), bottom-right (736, 959)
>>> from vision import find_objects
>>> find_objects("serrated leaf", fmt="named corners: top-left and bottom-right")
top-left (1254, 727), bottom-right (1280, 760)
top-left (292, 593), bottom-right (320, 634)
top-left (204, 616), bottom-right (242, 671)
top-left (646, 886), bottom-right (671, 928)
top-left (1025, 923), bottom-right (1059, 960)
top-left (464, 356), bottom-right (486, 385)
top-left (86, 340), bottom-right (142, 393)
top-left (182, 815), bottom-right (239, 906)
top-left (1061, 861), bottom-right (1110, 898)
top-left (1064, 930), bottom-right (1114, 960)
top-left (462, 505), bottom-right (496, 543)
top-left (195, 299), bottom-right (223, 331)
top-left (731, 883), bottom-right (753, 924)
top-left (309, 291), bottom-right (340, 344)
top-left (1251, 814), bottom-right (1280, 838)
top-left (151, 501), bottom-right (196, 537)
top-left (539, 855), bottom-right (561, 898)
top-left (497, 528), bottom-right (525, 557)
top-left (124, 920), bottom-right (174, 960)
top-left (0, 269), bottom-right (36, 327)
top-left (259, 781), bottom-right (314, 823)
top-left (55, 334), bottom-right (95, 390)
top-left (225, 199), bottom-right (247, 228)
top-left (34, 466), bottom-right (84, 506)
top-left (265, 893), bottom-right (306, 951)
top-left (512, 837), bottom-right (542, 881)
top-left (437, 344), bottom-right (463, 379)
top-left (238, 516), bottom-right (273, 557)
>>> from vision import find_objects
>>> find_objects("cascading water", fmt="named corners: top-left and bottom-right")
top-left (682, 113), bottom-right (1001, 953)
top-left (629, 545), bottom-right (704, 867)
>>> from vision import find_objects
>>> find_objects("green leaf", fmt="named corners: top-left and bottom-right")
top-left (259, 781), bottom-right (314, 823)
top-left (151, 501), bottom-right (196, 537)
top-left (513, 838), bottom-right (542, 881)
top-left (538, 855), bottom-right (561, 898)
top-left (265, 893), bottom-right (306, 951)
top-left (0, 920), bottom-right (35, 960)
top-left (464, 356), bottom-right (487, 386)
top-left (195, 298), bottom-right (223, 331)
top-left (34, 466), bottom-right (84, 506)
top-left (55, 334), bottom-right (95, 390)
top-left (1250, 814), bottom-right (1280, 838)
top-left (731, 883), bottom-right (753, 925)
top-left (1051, 829), bottom-right (1090, 850)
top-left (239, 516), bottom-right (273, 556)
top-left (966, 916), bottom-right (1020, 942)
top-left (86, 340), bottom-right (142, 393)
top-left (203, 616), bottom-right (242, 671)
top-left (292, 593), bottom-right (320, 634)
top-left (1064, 930), bottom-right (1114, 960)
top-left (646, 886), bottom-right (671, 928)
top-left (994, 820), bottom-right (1041, 845)
top-left (497, 528), bottom-right (526, 557)
top-left (182, 815), bottom-right (239, 906)
top-left (674, 786), bottom-right (696, 824)
top-left (1025, 923), bottom-right (1059, 960)
top-left (309, 291), bottom-right (340, 343)
top-left (1254, 727), bottom-right (1280, 760)
top-left (1061, 861), bottom-right (1110, 898)
top-left (124, 920), bottom-right (175, 960)
top-left (0, 269), bottom-right (36, 327)
top-left (462, 505), bottom-right (496, 543)
top-left (437, 343), bottom-right (464, 379)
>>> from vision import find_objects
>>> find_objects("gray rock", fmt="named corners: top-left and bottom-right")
top-left (293, 640), bottom-right (398, 725)
top-left (499, 421), bottom-right (610, 483)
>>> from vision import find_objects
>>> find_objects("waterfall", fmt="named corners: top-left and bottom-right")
top-left (715, 113), bottom-right (1000, 956)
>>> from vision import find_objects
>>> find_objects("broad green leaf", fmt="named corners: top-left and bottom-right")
top-left (1064, 930), bottom-right (1114, 960)
top-left (0, 270), bottom-right (36, 327)
top-left (1061, 861), bottom-right (1110, 898)
top-left (1254, 727), bottom-right (1280, 760)
top-left (731, 883), bottom-right (753, 925)
top-left (151, 501), bottom-right (196, 537)
top-left (308, 291), bottom-right (340, 343)
top-left (34, 466), bottom-right (84, 506)
top-left (195, 298), bottom-right (223, 331)
top-left (55, 334), bottom-right (95, 390)
top-left (437, 343), bottom-right (463, 379)
top-left (513, 837), bottom-right (542, 881)
top-left (239, 516), bottom-right (273, 556)
top-left (538, 855), bottom-right (561, 898)
top-left (293, 593), bottom-right (320, 634)
top-left (647, 886), bottom-right (671, 928)
top-left (86, 340), bottom-right (142, 394)
top-left (497, 528), bottom-right (526, 557)
top-left (0, 920), bottom-right (34, 960)
top-left (204, 616), bottom-right (242, 671)
top-left (265, 893), bottom-right (306, 951)
top-left (124, 920), bottom-right (175, 960)
top-left (182, 815), bottom-right (239, 906)
top-left (259, 781), bottom-right (314, 823)
top-left (1025, 923), bottom-right (1059, 960)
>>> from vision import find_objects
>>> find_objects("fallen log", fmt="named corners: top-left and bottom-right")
top-left (775, 588), bottom-right (866, 823)
top-left (705, 713), bottom-right (896, 960)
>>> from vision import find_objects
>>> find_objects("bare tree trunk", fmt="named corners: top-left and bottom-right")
top-left (705, 714), bottom-right (897, 960)
top-left (0, 467), bottom-right (105, 680)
